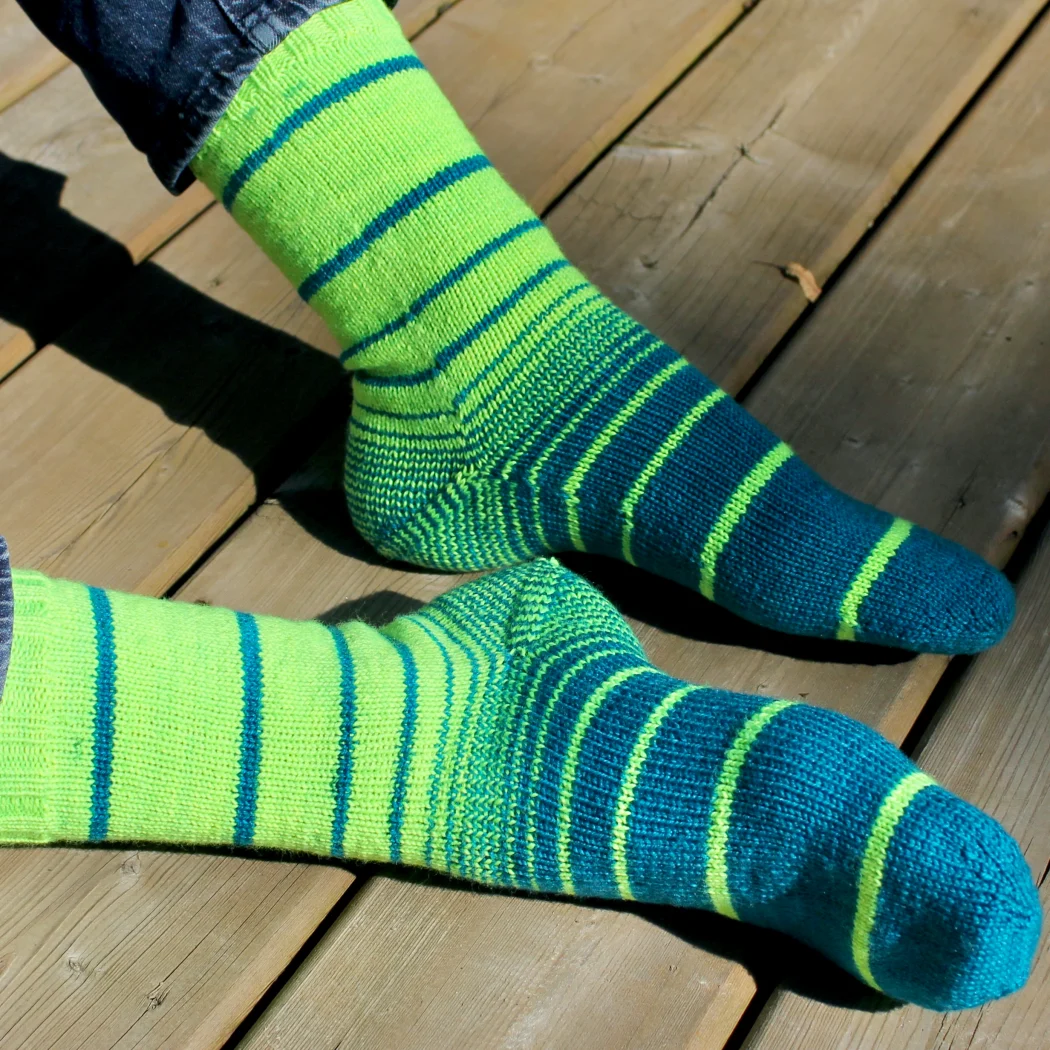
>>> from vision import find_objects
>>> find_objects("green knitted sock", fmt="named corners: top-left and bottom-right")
top-left (0, 562), bottom-right (1039, 1010)
top-left (188, 0), bottom-right (1014, 656)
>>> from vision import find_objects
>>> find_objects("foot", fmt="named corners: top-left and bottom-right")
top-left (189, 0), bottom-right (1014, 654)
top-left (0, 561), bottom-right (1039, 1010)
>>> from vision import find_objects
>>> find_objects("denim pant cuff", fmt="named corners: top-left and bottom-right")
top-left (19, 0), bottom-right (396, 193)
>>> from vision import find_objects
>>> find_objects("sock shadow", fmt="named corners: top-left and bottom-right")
top-left (0, 155), bottom-right (918, 670)
top-left (0, 155), bottom-right (353, 556)
top-left (560, 552), bottom-right (914, 667)
top-left (374, 865), bottom-right (900, 1013)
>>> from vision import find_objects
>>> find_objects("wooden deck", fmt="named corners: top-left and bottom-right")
top-left (1, 0), bottom-right (1049, 1045)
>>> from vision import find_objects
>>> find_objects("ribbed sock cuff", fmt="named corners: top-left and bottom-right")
top-left (0, 571), bottom-right (61, 844)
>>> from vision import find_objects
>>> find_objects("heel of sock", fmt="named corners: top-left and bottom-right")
top-left (345, 413), bottom-right (551, 569)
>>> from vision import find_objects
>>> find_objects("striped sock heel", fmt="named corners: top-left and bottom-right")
top-left (0, 561), bottom-right (1038, 1010)
top-left (189, 0), bottom-right (1014, 655)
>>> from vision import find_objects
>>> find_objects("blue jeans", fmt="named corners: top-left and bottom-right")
top-left (17, 0), bottom-right (396, 191)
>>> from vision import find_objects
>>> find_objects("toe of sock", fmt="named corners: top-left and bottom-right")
top-left (854, 526), bottom-right (1014, 654)
top-left (867, 786), bottom-right (1041, 1011)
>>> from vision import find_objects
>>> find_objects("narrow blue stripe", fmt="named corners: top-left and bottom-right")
top-left (299, 154), bottom-right (493, 302)
top-left (454, 283), bottom-right (595, 407)
top-left (340, 219), bottom-right (545, 363)
top-left (460, 298), bottom-right (621, 428)
top-left (233, 612), bottom-right (264, 848)
top-left (387, 637), bottom-right (419, 864)
top-left (355, 403), bottom-right (454, 423)
top-left (412, 619), bottom-right (456, 868)
top-left (328, 626), bottom-right (356, 858)
top-left (486, 323), bottom-right (657, 473)
top-left (417, 609), bottom-right (479, 874)
top-left (222, 55), bottom-right (425, 210)
top-left (348, 416), bottom-right (462, 442)
top-left (87, 587), bottom-right (116, 842)
top-left (360, 259), bottom-right (571, 389)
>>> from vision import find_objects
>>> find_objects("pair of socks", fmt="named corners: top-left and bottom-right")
top-left (0, 0), bottom-right (1036, 1019)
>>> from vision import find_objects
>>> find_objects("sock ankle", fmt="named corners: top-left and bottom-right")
top-left (0, 562), bottom-right (1039, 1009)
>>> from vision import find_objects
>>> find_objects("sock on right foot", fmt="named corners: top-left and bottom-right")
top-left (0, 561), bottom-right (1038, 1010)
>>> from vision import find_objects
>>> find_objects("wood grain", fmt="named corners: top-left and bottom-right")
top-left (412, 0), bottom-right (755, 211)
top-left (2, 0), bottom-right (1048, 1046)
top-left (0, 0), bottom-right (66, 114)
top-left (0, 66), bottom-right (213, 377)
top-left (396, 0), bottom-right (463, 38)
top-left (226, 6), bottom-right (1050, 1048)
top-left (548, 0), bottom-right (1049, 393)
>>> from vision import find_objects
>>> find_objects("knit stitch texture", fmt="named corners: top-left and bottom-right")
top-left (0, 563), bottom-right (1039, 1010)
top-left (189, 0), bottom-right (1014, 655)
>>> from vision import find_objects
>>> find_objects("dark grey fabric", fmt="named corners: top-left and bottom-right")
top-left (16, 0), bottom-right (398, 193)
top-left (0, 537), bottom-right (12, 704)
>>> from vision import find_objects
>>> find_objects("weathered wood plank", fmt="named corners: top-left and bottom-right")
top-left (0, 0), bottom-right (456, 379)
top-left (0, 0), bottom-right (65, 114)
top-left (739, 459), bottom-right (1050, 1050)
top-left (226, 7), bottom-right (1050, 1049)
top-left (396, 0), bottom-right (463, 38)
top-left (548, 0), bottom-right (1049, 392)
top-left (0, 2), bottom-right (798, 1044)
top-left (413, 0), bottom-right (755, 211)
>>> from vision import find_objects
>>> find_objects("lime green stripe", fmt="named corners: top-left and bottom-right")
top-left (699, 442), bottom-right (793, 601)
top-left (564, 360), bottom-right (688, 551)
top-left (610, 685), bottom-right (697, 899)
top-left (556, 666), bottom-right (661, 894)
top-left (505, 634), bottom-right (609, 883)
top-left (706, 698), bottom-right (796, 919)
top-left (621, 389), bottom-right (727, 564)
top-left (852, 770), bottom-right (935, 990)
top-left (525, 647), bottom-right (625, 889)
top-left (837, 518), bottom-right (914, 642)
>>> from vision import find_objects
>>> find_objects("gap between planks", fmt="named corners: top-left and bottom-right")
top-left (0, 0), bottom-right (464, 379)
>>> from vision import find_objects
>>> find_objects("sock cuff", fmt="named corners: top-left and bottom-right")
top-left (0, 570), bottom-right (65, 843)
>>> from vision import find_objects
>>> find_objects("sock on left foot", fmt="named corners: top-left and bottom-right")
top-left (0, 562), bottom-right (1038, 1010)
top-left (189, 0), bottom-right (1014, 655)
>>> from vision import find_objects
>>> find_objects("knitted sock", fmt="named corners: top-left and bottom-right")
top-left (0, 562), bottom-right (1038, 1009)
top-left (188, 0), bottom-right (1014, 656)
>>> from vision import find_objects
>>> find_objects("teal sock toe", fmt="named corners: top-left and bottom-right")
top-left (441, 562), bottom-right (1037, 1009)
top-left (867, 786), bottom-right (1041, 1010)
top-left (857, 526), bottom-right (1015, 653)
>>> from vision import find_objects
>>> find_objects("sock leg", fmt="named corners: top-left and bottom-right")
top-left (0, 561), bottom-right (1038, 1009)
top-left (188, 0), bottom-right (1013, 655)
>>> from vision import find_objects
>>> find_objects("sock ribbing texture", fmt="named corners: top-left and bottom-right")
top-left (0, 563), bottom-right (1039, 1010)
top-left (189, 0), bottom-right (1014, 655)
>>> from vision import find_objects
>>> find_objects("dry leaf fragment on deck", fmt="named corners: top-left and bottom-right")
top-left (784, 262), bottom-right (822, 302)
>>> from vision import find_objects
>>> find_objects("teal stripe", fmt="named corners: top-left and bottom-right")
top-left (411, 619), bottom-right (457, 868)
top-left (327, 626), bottom-right (357, 858)
top-left (87, 586), bottom-right (117, 842)
top-left (224, 55), bottom-right (426, 210)
top-left (387, 637), bottom-right (419, 864)
top-left (233, 611), bottom-right (264, 848)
